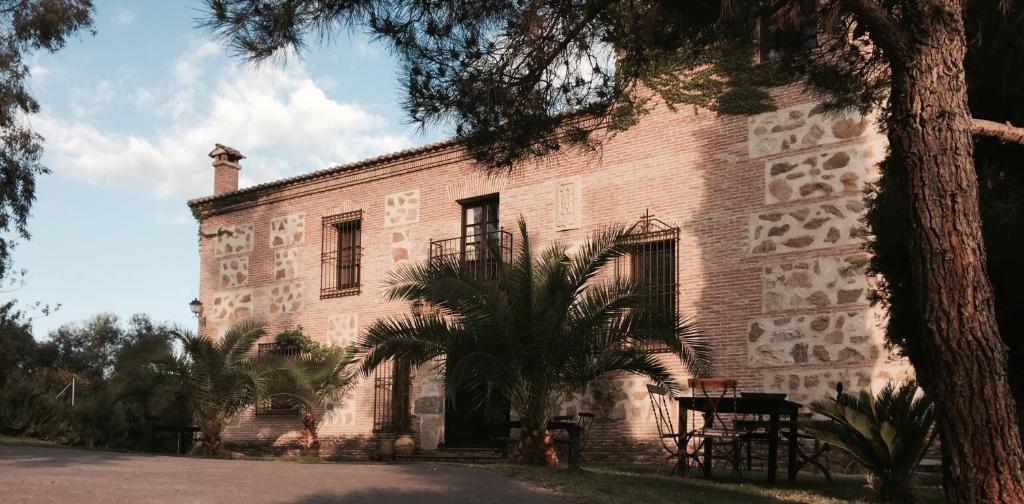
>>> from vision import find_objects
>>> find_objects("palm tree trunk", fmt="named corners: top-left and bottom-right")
top-left (508, 427), bottom-right (558, 466)
top-left (301, 412), bottom-right (321, 455)
top-left (197, 419), bottom-right (223, 455)
top-left (873, 474), bottom-right (914, 504)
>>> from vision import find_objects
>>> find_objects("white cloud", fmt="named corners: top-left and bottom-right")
top-left (117, 9), bottom-right (136, 25)
top-left (34, 41), bottom-right (413, 199)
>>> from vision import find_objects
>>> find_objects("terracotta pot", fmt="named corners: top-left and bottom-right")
top-left (377, 437), bottom-right (395, 461)
top-left (394, 434), bottom-right (416, 457)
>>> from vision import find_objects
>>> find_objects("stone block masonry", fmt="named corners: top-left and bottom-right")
top-left (747, 101), bottom-right (911, 403)
top-left (190, 85), bottom-right (911, 462)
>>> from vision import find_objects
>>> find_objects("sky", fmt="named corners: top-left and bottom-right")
top-left (11, 1), bottom-right (444, 337)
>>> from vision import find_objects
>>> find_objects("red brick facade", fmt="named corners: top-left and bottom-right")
top-left (188, 85), bottom-right (911, 461)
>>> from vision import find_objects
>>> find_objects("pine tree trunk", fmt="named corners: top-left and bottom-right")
top-left (301, 412), bottom-right (321, 455)
top-left (884, 2), bottom-right (1024, 501)
top-left (508, 427), bottom-right (559, 466)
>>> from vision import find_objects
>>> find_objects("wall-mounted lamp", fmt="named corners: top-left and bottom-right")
top-left (189, 298), bottom-right (204, 319)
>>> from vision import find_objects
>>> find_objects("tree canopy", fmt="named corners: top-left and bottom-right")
top-left (0, 0), bottom-right (94, 279)
top-left (204, 1), bottom-right (1024, 500)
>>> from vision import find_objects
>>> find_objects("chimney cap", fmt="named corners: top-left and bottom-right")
top-left (209, 143), bottom-right (245, 162)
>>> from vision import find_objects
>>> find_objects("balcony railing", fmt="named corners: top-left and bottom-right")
top-left (429, 229), bottom-right (513, 280)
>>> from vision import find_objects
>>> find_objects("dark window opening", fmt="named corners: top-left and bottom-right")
top-left (255, 342), bottom-right (304, 415)
top-left (321, 210), bottom-right (362, 298)
top-left (616, 211), bottom-right (681, 353)
top-left (757, 7), bottom-right (817, 64)
top-left (461, 195), bottom-right (500, 264)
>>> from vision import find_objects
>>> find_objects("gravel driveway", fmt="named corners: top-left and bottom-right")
top-left (0, 445), bottom-right (567, 503)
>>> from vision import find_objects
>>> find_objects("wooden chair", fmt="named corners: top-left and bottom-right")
top-left (647, 384), bottom-right (687, 475)
top-left (685, 378), bottom-right (751, 478)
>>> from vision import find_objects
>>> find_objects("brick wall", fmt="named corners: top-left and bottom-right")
top-left (190, 84), bottom-right (912, 462)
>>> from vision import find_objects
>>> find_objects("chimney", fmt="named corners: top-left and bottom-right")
top-left (209, 143), bottom-right (245, 195)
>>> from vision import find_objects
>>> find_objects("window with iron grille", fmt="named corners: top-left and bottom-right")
top-left (255, 342), bottom-right (304, 415)
top-left (372, 359), bottom-right (395, 432)
top-left (321, 210), bottom-right (362, 299)
top-left (616, 211), bottom-right (681, 353)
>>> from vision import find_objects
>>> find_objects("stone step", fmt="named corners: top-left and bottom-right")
top-left (396, 448), bottom-right (505, 464)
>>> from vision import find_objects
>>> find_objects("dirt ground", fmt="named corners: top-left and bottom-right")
top-left (0, 445), bottom-right (567, 503)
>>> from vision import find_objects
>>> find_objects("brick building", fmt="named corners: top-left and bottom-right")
top-left (187, 86), bottom-right (912, 461)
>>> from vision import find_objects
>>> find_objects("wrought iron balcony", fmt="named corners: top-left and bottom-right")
top-left (429, 229), bottom-right (513, 280)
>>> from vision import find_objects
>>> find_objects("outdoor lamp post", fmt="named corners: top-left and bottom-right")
top-left (190, 298), bottom-right (206, 334)
top-left (189, 298), bottom-right (203, 318)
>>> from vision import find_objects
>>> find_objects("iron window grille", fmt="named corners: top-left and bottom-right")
top-left (615, 211), bottom-right (681, 354)
top-left (372, 359), bottom-right (394, 432)
top-left (255, 342), bottom-right (305, 415)
top-left (321, 210), bottom-right (363, 299)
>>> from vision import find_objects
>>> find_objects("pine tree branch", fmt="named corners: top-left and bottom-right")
top-left (841, 0), bottom-right (911, 58)
top-left (971, 118), bottom-right (1024, 145)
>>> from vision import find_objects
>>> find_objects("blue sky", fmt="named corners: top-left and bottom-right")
top-left (12, 1), bottom-right (443, 337)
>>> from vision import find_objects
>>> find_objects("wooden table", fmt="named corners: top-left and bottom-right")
top-left (676, 395), bottom-right (801, 483)
top-left (507, 420), bottom-right (583, 471)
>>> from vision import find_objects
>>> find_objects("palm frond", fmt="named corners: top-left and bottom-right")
top-left (802, 380), bottom-right (935, 499)
top-left (360, 220), bottom-right (712, 436)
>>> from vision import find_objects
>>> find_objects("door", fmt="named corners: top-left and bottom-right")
top-left (460, 195), bottom-right (500, 278)
top-left (443, 356), bottom-right (511, 447)
top-left (444, 195), bottom-right (508, 447)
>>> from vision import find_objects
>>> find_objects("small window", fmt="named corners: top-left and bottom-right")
top-left (321, 210), bottom-right (362, 298)
top-left (256, 342), bottom-right (304, 415)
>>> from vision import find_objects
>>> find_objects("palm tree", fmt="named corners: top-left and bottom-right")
top-left (803, 380), bottom-right (936, 504)
top-left (361, 219), bottom-right (713, 466)
top-left (146, 320), bottom-right (285, 455)
top-left (274, 344), bottom-right (359, 454)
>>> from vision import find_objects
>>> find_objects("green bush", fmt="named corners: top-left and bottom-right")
top-left (275, 328), bottom-right (315, 351)
top-left (803, 380), bottom-right (936, 504)
top-left (0, 372), bottom-right (77, 442)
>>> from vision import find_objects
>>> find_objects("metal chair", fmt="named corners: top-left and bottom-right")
top-left (685, 378), bottom-right (751, 478)
top-left (576, 412), bottom-right (595, 459)
top-left (551, 412), bottom-right (596, 465)
top-left (647, 384), bottom-right (688, 475)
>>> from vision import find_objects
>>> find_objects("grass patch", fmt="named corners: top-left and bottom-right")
top-left (490, 463), bottom-right (944, 504)
top-left (0, 435), bottom-right (62, 448)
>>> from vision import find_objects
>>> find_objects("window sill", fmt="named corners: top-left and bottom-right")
top-left (320, 286), bottom-right (361, 299)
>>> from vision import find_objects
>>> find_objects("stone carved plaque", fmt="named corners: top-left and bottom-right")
top-left (554, 176), bottom-right (581, 231)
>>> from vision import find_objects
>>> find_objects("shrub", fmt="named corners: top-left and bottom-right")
top-left (803, 380), bottom-right (936, 503)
